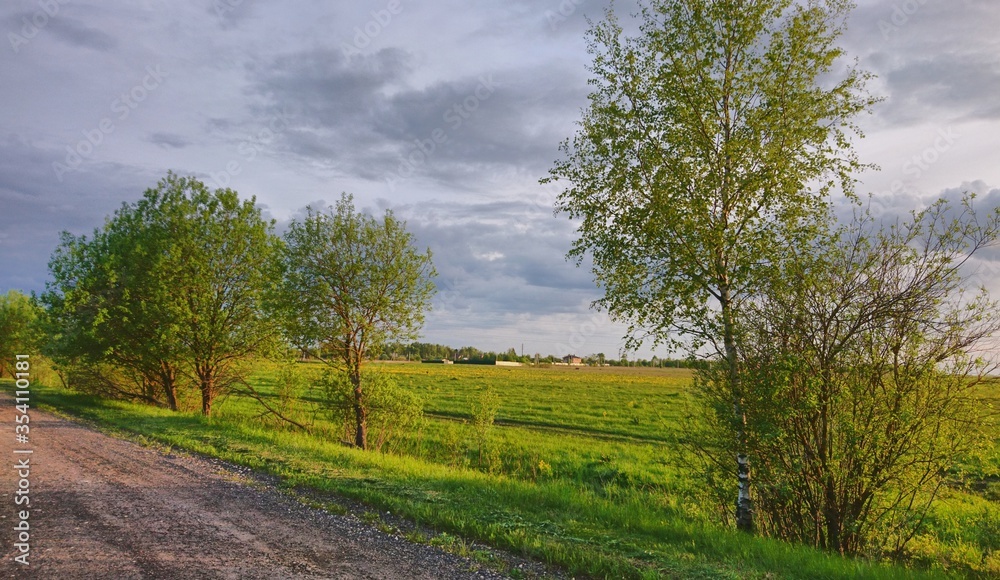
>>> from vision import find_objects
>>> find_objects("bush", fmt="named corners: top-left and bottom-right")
top-left (321, 368), bottom-right (423, 453)
top-left (472, 386), bottom-right (501, 468)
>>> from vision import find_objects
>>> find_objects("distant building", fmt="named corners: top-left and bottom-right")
top-left (563, 355), bottom-right (583, 365)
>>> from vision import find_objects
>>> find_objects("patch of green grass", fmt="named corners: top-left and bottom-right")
top-left (22, 368), bottom-right (967, 579)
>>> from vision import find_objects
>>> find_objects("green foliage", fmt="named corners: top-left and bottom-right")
top-left (250, 360), bottom-right (322, 429)
top-left (691, 196), bottom-right (1000, 556)
top-left (545, 0), bottom-right (877, 533)
top-left (321, 367), bottom-right (424, 453)
top-left (439, 419), bottom-right (470, 468)
top-left (472, 386), bottom-right (501, 468)
top-left (44, 172), bottom-right (281, 414)
top-left (278, 192), bottom-right (436, 449)
top-left (546, 0), bottom-right (875, 354)
top-left (0, 290), bottom-right (45, 377)
top-left (275, 362), bottom-right (308, 405)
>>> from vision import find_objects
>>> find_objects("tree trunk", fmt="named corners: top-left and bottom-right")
top-left (164, 383), bottom-right (178, 412)
top-left (825, 479), bottom-right (841, 553)
top-left (349, 360), bottom-right (367, 449)
top-left (721, 284), bottom-right (753, 533)
top-left (142, 376), bottom-right (159, 405)
top-left (353, 381), bottom-right (367, 449)
top-left (160, 361), bottom-right (178, 412)
top-left (736, 451), bottom-right (753, 532)
top-left (200, 371), bottom-right (214, 416)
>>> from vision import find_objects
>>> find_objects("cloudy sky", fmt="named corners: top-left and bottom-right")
top-left (3, 0), bottom-right (1000, 359)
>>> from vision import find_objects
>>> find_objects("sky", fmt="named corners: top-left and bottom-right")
top-left (2, 0), bottom-right (1000, 360)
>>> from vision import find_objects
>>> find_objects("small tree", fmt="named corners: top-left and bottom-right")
top-left (0, 290), bottom-right (44, 377)
top-left (148, 175), bottom-right (282, 416)
top-left (280, 193), bottom-right (436, 450)
top-left (545, 0), bottom-right (875, 531)
top-left (693, 195), bottom-right (1000, 555)
top-left (45, 205), bottom-right (185, 408)
top-left (472, 386), bottom-right (501, 467)
top-left (322, 368), bottom-right (423, 453)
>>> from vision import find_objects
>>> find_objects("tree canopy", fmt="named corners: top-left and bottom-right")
top-left (691, 196), bottom-right (1000, 555)
top-left (546, 0), bottom-right (876, 531)
top-left (45, 173), bottom-right (281, 414)
top-left (279, 193), bottom-right (436, 449)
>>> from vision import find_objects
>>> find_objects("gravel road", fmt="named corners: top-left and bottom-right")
top-left (0, 398), bottom-right (518, 579)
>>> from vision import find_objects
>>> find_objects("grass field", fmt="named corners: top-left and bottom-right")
top-left (27, 361), bottom-right (1000, 578)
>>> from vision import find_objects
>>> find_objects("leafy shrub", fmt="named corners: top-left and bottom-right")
top-left (321, 367), bottom-right (423, 452)
top-left (472, 386), bottom-right (501, 467)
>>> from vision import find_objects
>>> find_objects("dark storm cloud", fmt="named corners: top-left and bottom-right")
top-left (210, 0), bottom-right (260, 30)
top-left (250, 47), bottom-right (413, 127)
top-left (931, 183), bottom-right (1000, 264)
top-left (396, 198), bottom-right (597, 320)
top-left (149, 132), bottom-right (191, 149)
top-left (45, 16), bottom-right (116, 51)
top-left (245, 46), bottom-right (587, 188)
top-left (839, 181), bottom-right (1000, 293)
top-left (879, 57), bottom-right (1000, 125)
top-left (478, 0), bottom-right (626, 40)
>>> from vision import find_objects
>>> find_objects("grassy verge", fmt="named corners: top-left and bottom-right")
top-left (27, 377), bottom-right (955, 580)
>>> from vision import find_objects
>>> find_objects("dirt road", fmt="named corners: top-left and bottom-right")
top-left (0, 400), bottom-right (511, 579)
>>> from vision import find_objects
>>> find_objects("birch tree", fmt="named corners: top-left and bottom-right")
top-left (545, 0), bottom-right (875, 531)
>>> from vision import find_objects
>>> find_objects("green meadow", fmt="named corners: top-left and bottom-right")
top-left (28, 362), bottom-right (1000, 578)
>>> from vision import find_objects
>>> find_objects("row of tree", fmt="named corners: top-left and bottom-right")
top-left (381, 342), bottom-right (491, 361)
top-left (43, 173), bottom-right (436, 449)
top-left (548, 0), bottom-right (1000, 558)
top-left (381, 341), bottom-right (707, 368)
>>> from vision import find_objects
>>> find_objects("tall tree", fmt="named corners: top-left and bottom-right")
top-left (280, 193), bottom-right (436, 450)
top-left (545, 0), bottom-right (875, 531)
top-left (45, 214), bottom-right (183, 408)
top-left (144, 175), bottom-right (282, 416)
top-left (45, 173), bottom-right (281, 415)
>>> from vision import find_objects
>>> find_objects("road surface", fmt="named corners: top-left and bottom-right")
top-left (0, 397), bottom-right (515, 579)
